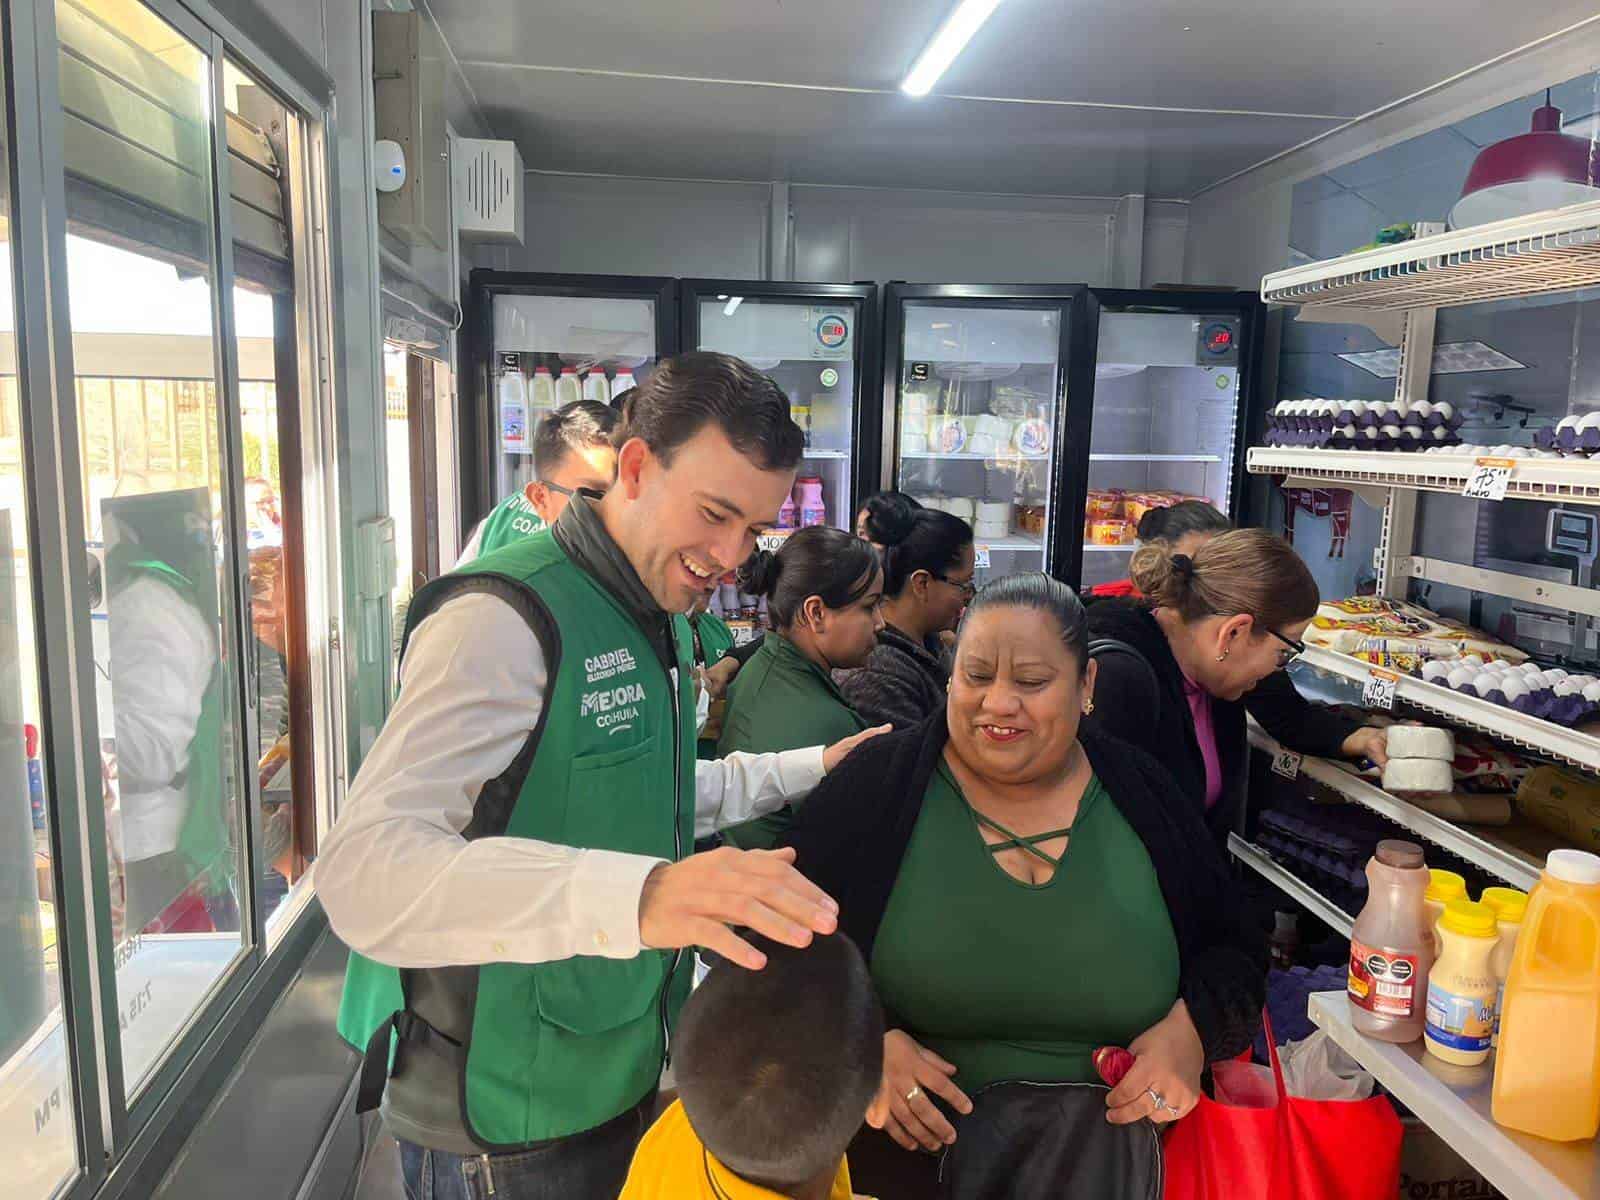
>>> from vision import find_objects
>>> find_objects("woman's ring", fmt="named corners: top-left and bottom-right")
top-left (905, 1085), bottom-right (923, 1103)
top-left (1146, 1087), bottom-right (1168, 1113)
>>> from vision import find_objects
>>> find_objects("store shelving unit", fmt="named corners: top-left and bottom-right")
top-left (1228, 833), bottom-right (1354, 935)
top-left (1247, 446), bottom-right (1600, 505)
top-left (899, 450), bottom-right (1049, 462)
top-left (1247, 722), bottom-right (1541, 890)
top-left (1249, 205), bottom-right (1600, 1200)
top-left (1082, 543), bottom-right (1136, 552)
top-left (1293, 644), bottom-right (1600, 772)
top-left (1309, 993), bottom-right (1600, 1200)
top-left (974, 533), bottom-right (1043, 552)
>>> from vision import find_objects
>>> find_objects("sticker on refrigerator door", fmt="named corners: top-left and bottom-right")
top-left (819, 367), bottom-right (839, 388)
top-left (814, 314), bottom-right (850, 358)
top-left (909, 362), bottom-right (931, 382)
top-left (973, 545), bottom-right (991, 570)
top-left (498, 352), bottom-right (520, 371)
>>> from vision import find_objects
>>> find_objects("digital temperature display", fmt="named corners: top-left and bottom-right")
top-left (1196, 320), bottom-right (1240, 365)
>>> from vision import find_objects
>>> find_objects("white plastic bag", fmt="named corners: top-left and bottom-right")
top-left (1279, 1030), bottom-right (1375, 1101)
top-left (1210, 1031), bottom-right (1376, 1107)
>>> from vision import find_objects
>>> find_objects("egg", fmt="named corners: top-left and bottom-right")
top-left (1579, 412), bottom-right (1600, 432)
top-left (1433, 402), bottom-right (1455, 423)
top-left (1421, 660), bottom-right (1453, 684)
top-left (1446, 666), bottom-right (1478, 691)
top-left (1412, 401), bottom-right (1434, 421)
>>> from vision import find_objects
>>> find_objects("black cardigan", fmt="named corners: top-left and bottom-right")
top-left (778, 715), bottom-right (1267, 1065)
top-left (1083, 600), bottom-right (1362, 843)
top-left (834, 624), bottom-right (948, 730)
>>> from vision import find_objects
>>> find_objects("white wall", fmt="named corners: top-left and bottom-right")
top-left (471, 174), bottom-right (770, 278)
top-left (474, 174), bottom-right (1186, 288)
top-left (1185, 23), bottom-right (1600, 288)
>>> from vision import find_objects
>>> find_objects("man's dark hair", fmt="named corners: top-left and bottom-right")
top-left (1135, 498), bottom-right (1231, 545)
top-left (533, 399), bottom-right (617, 480)
top-left (612, 351), bottom-right (804, 472)
top-left (675, 932), bottom-right (884, 1192)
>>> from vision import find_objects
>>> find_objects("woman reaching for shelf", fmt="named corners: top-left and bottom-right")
top-left (1085, 528), bottom-right (1385, 843)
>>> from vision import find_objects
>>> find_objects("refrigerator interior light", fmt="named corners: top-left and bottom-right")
top-left (723, 296), bottom-right (744, 317)
top-left (1337, 340), bottom-right (1525, 379)
top-left (1450, 91), bottom-right (1600, 229)
top-left (900, 0), bottom-right (1006, 97)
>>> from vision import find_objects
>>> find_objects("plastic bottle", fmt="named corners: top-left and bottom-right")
top-left (556, 365), bottom-right (582, 407)
top-left (796, 477), bottom-right (826, 527)
top-left (1424, 899), bottom-right (1499, 1067)
top-left (1480, 886), bottom-right (1528, 1048)
top-left (612, 368), bottom-right (638, 398)
top-left (1349, 839), bottom-right (1435, 1043)
top-left (530, 364), bottom-right (556, 414)
top-left (777, 492), bottom-right (799, 531)
top-left (1492, 849), bottom-right (1600, 1141)
top-left (1424, 869), bottom-right (1467, 956)
top-left (499, 367), bottom-right (530, 454)
top-left (582, 369), bottom-right (609, 406)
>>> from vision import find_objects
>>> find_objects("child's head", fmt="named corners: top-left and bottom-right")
top-left (674, 932), bottom-right (884, 1194)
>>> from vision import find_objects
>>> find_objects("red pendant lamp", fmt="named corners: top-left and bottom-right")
top-left (1450, 91), bottom-right (1600, 229)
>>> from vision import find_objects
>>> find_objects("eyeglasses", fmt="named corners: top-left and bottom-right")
top-left (1268, 628), bottom-right (1305, 669)
top-left (542, 481), bottom-right (610, 499)
top-left (933, 573), bottom-right (977, 601)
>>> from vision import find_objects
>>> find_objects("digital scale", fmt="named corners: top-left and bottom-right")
top-left (1481, 508), bottom-right (1599, 662)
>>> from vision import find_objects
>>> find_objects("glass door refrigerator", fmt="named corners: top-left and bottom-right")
top-left (1077, 289), bottom-right (1263, 592)
top-left (881, 285), bottom-right (1096, 586)
top-left (682, 280), bottom-right (881, 541)
top-left (465, 270), bottom-right (679, 524)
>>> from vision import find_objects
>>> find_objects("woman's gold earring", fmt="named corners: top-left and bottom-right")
top-left (1082, 698), bottom-right (1095, 715)
top-left (1216, 650), bottom-right (1229, 662)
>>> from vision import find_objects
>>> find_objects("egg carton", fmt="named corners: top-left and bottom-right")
top-left (1533, 412), bottom-right (1600, 456)
top-left (1418, 656), bottom-right (1600, 726)
top-left (1264, 398), bottom-right (1464, 452)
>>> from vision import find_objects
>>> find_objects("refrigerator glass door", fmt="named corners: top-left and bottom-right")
top-left (894, 302), bottom-right (1060, 584)
top-left (1082, 310), bottom-right (1242, 589)
top-left (490, 293), bottom-right (659, 498)
top-left (697, 294), bottom-right (861, 540)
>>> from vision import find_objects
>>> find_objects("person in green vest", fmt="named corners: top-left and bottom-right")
top-left (456, 398), bottom-right (618, 566)
top-left (718, 526), bottom-right (884, 849)
top-left (689, 596), bottom-right (739, 761)
top-left (319, 352), bottom-right (887, 1200)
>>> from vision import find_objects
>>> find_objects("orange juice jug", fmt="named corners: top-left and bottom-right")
top-left (1492, 849), bottom-right (1600, 1141)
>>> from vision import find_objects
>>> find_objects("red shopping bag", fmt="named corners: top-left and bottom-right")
top-left (1162, 1011), bottom-right (1402, 1200)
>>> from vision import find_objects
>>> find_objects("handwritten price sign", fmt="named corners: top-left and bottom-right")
top-left (1461, 457), bottom-right (1514, 502)
top-left (1270, 748), bottom-right (1303, 780)
top-left (1363, 668), bottom-right (1400, 712)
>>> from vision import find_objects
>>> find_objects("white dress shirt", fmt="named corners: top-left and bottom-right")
top-left (316, 590), bottom-right (824, 970)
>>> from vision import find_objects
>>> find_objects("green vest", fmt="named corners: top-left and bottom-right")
top-left (474, 490), bottom-right (546, 560)
top-left (337, 530), bottom-right (696, 1148)
top-left (690, 612), bottom-right (736, 762)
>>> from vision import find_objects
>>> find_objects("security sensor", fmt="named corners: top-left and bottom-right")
top-left (375, 140), bottom-right (406, 193)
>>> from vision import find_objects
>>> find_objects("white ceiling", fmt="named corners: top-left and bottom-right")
top-left (424, 0), bottom-right (1600, 199)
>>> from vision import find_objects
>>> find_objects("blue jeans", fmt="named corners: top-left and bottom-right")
top-left (397, 1095), bottom-right (655, 1200)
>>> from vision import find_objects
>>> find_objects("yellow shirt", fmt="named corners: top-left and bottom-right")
top-left (619, 1100), bottom-right (866, 1200)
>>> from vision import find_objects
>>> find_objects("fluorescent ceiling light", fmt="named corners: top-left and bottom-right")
top-left (723, 296), bottom-right (744, 316)
top-left (1338, 341), bottom-right (1524, 379)
top-left (900, 0), bottom-right (1005, 97)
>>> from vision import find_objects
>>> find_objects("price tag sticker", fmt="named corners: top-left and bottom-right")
top-left (755, 531), bottom-right (791, 553)
top-left (1362, 668), bottom-right (1400, 712)
top-left (974, 545), bottom-right (992, 570)
top-left (1461, 457), bottom-right (1515, 502)
top-left (1270, 748), bottom-right (1303, 780)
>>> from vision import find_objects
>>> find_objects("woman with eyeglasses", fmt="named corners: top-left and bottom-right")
top-left (717, 526), bottom-right (888, 849)
top-left (837, 508), bottom-right (975, 730)
top-left (1084, 528), bottom-right (1373, 843)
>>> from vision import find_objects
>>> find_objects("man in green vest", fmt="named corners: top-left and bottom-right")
top-left (456, 398), bottom-right (618, 566)
top-left (320, 352), bottom-right (885, 1199)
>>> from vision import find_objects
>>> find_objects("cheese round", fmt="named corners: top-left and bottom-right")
top-left (1385, 726), bottom-right (1455, 761)
top-left (1383, 758), bottom-right (1453, 794)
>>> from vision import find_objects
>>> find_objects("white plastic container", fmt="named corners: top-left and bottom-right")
top-left (1480, 887), bottom-right (1527, 1049)
top-left (1425, 899), bottom-right (1500, 1067)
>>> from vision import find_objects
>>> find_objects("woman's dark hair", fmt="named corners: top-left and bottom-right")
top-left (959, 572), bottom-right (1088, 669)
top-left (877, 508), bottom-right (973, 596)
top-left (1135, 499), bottom-right (1231, 545)
top-left (857, 490), bottom-right (921, 543)
top-left (611, 351), bottom-right (804, 471)
top-left (1133, 527), bottom-right (1319, 632)
top-left (738, 526), bottom-right (879, 629)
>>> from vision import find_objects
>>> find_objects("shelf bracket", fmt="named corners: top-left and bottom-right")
top-left (1400, 555), bottom-right (1600, 619)
top-left (1394, 307), bottom-right (1437, 410)
top-left (1376, 488), bottom-right (1417, 600)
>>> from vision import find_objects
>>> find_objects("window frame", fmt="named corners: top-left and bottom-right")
top-left (0, 0), bottom-right (348, 1195)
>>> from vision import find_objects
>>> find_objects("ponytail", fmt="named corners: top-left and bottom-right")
top-left (737, 525), bottom-right (879, 629)
top-left (1135, 528), bottom-right (1319, 630)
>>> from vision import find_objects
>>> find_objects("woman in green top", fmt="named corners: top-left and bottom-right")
top-left (718, 526), bottom-right (885, 848)
top-left (780, 574), bottom-right (1267, 1197)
